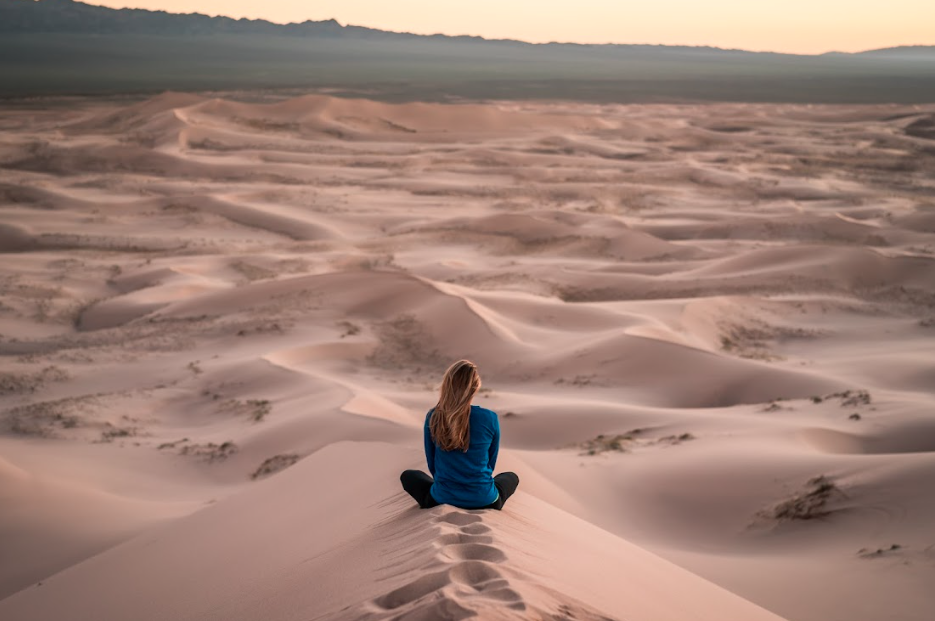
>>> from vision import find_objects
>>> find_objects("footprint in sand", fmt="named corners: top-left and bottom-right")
top-left (438, 542), bottom-right (508, 563)
top-left (460, 523), bottom-right (492, 535)
top-left (435, 532), bottom-right (495, 546)
top-left (447, 559), bottom-right (502, 585)
top-left (390, 597), bottom-right (475, 621)
top-left (366, 510), bottom-right (526, 618)
top-left (432, 512), bottom-right (523, 610)
top-left (434, 512), bottom-right (484, 527)
top-left (433, 511), bottom-right (493, 535)
top-left (432, 512), bottom-right (508, 563)
top-left (372, 570), bottom-right (451, 610)
top-left (449, 560), bottom-right (525, 610)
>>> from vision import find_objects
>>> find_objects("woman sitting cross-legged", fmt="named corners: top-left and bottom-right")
top-left (400, 359), bottom-right (519, 510)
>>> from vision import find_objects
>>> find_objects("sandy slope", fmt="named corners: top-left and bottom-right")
top-left (0, 443), bottom-right (786, 621)
top-left (1, 93), bottom-right (934, 620)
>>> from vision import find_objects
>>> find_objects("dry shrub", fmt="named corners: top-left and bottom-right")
top-left (179, 441), bottom-right (238, 462)
top-left (770, 476), bottom-right (844, 521)
top-left (0, 365), bottom-right (69, 395)
top-left (251, 454), bottom-right (300, 480)
top-left (366, 314), bottom-right (445, 373)
top-left (576, 429), bottom-right (644, 455)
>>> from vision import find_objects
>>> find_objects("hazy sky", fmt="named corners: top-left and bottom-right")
top-left (85, 1), bottom-right (934, 54)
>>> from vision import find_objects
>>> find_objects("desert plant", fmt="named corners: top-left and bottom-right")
top-left (251, 454), bottom-right (300, 479)
top-left (771, 476), bottom-right (844, 521)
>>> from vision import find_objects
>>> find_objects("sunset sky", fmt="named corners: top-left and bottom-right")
top-left (83, 0), bottom-right (934, 55)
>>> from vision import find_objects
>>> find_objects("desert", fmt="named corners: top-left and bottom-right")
top-left (1, 92), bottom-right (934, 620)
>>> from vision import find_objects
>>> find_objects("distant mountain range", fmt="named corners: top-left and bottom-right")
top-left (1, 0), bottom-right (934, 101)
top-left (3, 0), bottom-right (932, 56)
top-left (1, 0), bottom-right (397, 40)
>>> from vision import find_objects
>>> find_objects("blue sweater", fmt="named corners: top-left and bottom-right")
top-left (424, 405), bottom-right (500, 508)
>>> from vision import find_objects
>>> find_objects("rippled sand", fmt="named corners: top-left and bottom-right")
top-left (1, 94), bottom-right (934, 621)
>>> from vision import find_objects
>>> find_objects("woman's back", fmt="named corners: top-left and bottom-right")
top-left (424, 405), bottom-right (500, 508)
top-left (399, 359), bottom-right (518, 511)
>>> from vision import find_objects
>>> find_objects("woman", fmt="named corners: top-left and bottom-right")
top-left (400, 360), bottom-right (519, 510)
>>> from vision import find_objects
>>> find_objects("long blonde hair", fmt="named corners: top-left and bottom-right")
top-left (430, 360), bottom-right (481, 452)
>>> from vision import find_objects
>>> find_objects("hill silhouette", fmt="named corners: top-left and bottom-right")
top-left (1, 0), bottom-right (934, 101)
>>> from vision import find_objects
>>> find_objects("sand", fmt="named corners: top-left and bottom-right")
top-left (1, 93), bottom-right (934, 621)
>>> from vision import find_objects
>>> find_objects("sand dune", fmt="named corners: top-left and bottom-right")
top-left (0, 443), bottom-right (786, 621)
top-left (2, 93), bottom-right (935, 620)
top-left (179, 95), bottom-right (612, 140)
top-left (0, 453), bottom-right (189, 599)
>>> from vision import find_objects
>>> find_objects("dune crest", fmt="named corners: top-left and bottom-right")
top-left (0, 443), bottom-right (786, 621)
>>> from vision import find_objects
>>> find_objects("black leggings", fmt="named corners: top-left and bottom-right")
top-left (400, 470), bottom-right (519, 510)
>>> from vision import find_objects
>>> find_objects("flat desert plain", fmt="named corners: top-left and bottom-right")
top-left (1, 94), bottom-right (934, 621)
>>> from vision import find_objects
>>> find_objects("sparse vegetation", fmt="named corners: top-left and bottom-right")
top-left (359, 254), bottom-right (399, 271)
top-left (576, 429), bottom-right (647, 455)
top-left (858, 544), bottom-right (902, 558)
top-left (187, 138), bottom-right (238, 151)
top-left (157, 438), bottom-right (189, 449)
top-left (838, 390), bottom-right (872, 407)
top-left (98, 424), bottom-right (135, 442)
top-left (366, 314), bottom-right (445, 375)
top-left (769, 476), bottom-right (844, 521)
top-left (725, 325), bottom-right (771, 353)
top-left (231, 260), bottom-right (277, 282)
top-left (8, 410), bottom-right (79, 436)
top-left (0, 365), bottom-right (69, 395)
top-left (202, 389), bottom-right (223, 401)
top-left (2, 394), bottom-right (99, 437)
top-left (337, 320), bottom-right (361, 338)
top-left (716, 318), bottom-right (816, 362)
top-left (214, 397), bottom-right (272, 422)
top-left (251, 454), bottom-right (300, 479)
top-left (554, 374), bottom-right (597, 387)
top-left (248, 399), bottom-right (272, 422)
top-left (236, 322), bottom-right (284, 337)
top-left (810, 390), bottom-right (872, 407)
top-left (658, 433), bottom-right (695, 445)
top-left (581, 434), bottom-right (631, 455)
top-left (170, 440), bottom-right (238, 462)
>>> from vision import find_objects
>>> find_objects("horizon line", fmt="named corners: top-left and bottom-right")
top-left (67, 1), bottom-right (935, 57)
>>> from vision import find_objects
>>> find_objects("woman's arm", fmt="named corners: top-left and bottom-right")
top-left (487, 412), bottom-right (500, 472)
top-left (424, 411), bottom-right (436, 476)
